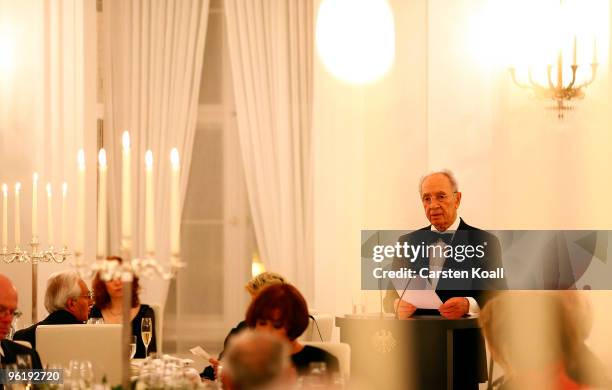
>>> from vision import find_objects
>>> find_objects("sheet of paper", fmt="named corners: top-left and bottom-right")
top-left (395, 277), bottom-right (443, 309)
top-left (189, 346), bottom-right (211, 361)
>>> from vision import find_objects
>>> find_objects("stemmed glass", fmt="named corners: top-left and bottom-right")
top-left (141, 317), bottom-right (153, 357)
top-left (130, 336), bottom-right (137, 359)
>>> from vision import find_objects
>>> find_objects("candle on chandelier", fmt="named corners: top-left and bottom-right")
top-left (62, 182), bottom-right (67, 248)
top-left (46, 183), bottom-right (54, 245)
top-left (14, 182), bottom-right (21, 247)
top-left (2, 184), bottom-right (7, 249)
top-left (572, 35), bottom-right (577, 66)
top-left (97, 149), bottom-right (108, 258)
top-left (593, 38), bottom-right (598, 64)
top-left (121, 131), bottom-right (132, 251)
top-left (145, 150), bottom-right (154, 254)
top-left (32, 172), bottom-right (38, 239)
top-left (170, 148), bottom-right (180, 256)
top-left (77, 149), bottom-right (85, 255)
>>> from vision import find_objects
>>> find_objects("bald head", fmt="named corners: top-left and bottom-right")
top-left (0, 273), bottom-right (18, 339)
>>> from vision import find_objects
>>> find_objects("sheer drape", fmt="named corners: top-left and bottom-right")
top-left (0, 0), bottom-right (97, 322)
top-left (224, 0), bottom-right (314, 300)
top-left (101, 0), bottom-right (209, 308)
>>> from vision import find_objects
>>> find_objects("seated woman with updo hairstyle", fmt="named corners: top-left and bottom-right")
top-left (245, 283), bottom-right (339, 376)
top-left (90, 256), bottom-right (157, 358)
top-left (202, 271), bottom-right (286, 380)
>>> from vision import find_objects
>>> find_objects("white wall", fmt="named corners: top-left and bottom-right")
top-left (312, 0), bottom-right (612, 346)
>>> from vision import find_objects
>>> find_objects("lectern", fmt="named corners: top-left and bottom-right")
top-left (336, 314), bottom-right (486, 390)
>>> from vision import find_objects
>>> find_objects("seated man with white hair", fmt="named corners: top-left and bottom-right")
top-left (221, 330), bottom-right (295, 390)
top-left (14, 270), bottom-right (92, 349)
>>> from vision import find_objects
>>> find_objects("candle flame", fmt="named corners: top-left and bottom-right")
top-left (46, 183), bottom-right (52, 197)
top-left (122, 131), bottom-right (130, 150)
top-left (77, 149), bottom-right (85, 170)
top-left (98, 148), bottom-right (107, 168)
top-left (1, 183), bottom-right (6, 193)
top-left (62, 182), bottom-right (68, 196)
top-left (145, 150), bottom-right (153, 168)
top-left (170, 148), bottom-right (180, 168)
top-left (15, 182), bottom-right (21, 192)
top-left (33, 172), bottom-right (38, 182)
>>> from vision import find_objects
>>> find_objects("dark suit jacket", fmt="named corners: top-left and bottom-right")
top-left (13, 310), bottom-right (82, 350)
top-left (0, 339), bottom-right (43, 368)
top-left (383, 218), bottom-right (507, 387)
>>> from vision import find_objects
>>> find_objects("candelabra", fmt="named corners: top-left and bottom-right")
top-left (1, 237), bottom-right (71, 264)
top-left (1, 236), bottom-right (72, 323)
top-left (509, 52), bottom-right (599, 119)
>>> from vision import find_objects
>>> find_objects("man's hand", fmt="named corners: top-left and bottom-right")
top-left (439, 297), bottom-right (469, 319)
top-left (394, 298), bottom-right (417, 319)
top-left (209, 357), bottom-right (220, 379)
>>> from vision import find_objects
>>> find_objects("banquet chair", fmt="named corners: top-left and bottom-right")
top-left (36, 324), bottom-right (122, 384)
top-left (299, 312), bottom-right (334, 342)
top-left (302, 341), bottom-right (351, 380)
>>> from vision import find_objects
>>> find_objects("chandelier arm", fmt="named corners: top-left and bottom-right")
top-left (508, 68), bottom-right (531, 89)
top-left (545, 65), bottom-right (555, 89)
top-left (575, 63), bottom-right (599, 89)
top-left (566, 65), bottom-right (578, 89)
top-left (525, 69), bottom-right (548, 91)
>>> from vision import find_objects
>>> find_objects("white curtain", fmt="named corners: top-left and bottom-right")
top-left (0, 0), bottom-right (98, 323)
top-left (224, 0), bottom-right (314, 301)
top-left (101, 0), bottom-right (209, 308)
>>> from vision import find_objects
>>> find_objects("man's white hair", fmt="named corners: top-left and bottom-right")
top-left (419, 170), bottom-right (459, 194)
top-left (44, 270), bottom-right (83, 313)
top-left (223, 330), bottom-right (290, 390)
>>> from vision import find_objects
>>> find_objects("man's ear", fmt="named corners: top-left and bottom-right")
top-left (65, 297), bottom-right (75, 312)
top-left (455, 191), bottom-right (462, 207)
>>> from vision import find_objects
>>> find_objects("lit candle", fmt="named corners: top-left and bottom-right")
top-left (14, 183), bottom-right (21, 247)
top-left (97, 149), bottom-right (107, 258)
top-left (572, 35), bottom-right (577, 66)
top-left (145, 150), bottom-right (154, 254)
top-left (32, 172), bottom-right (38, 239)
top-left (121, 131), bottom-right (131, 251)
top-left (77, 149), bottom-right (85, 255)
top-left (2, 184), bottom-right (7, 249)
top-left (593, 37), bottom-right (598, 64)
top-left (170, 149), bottom-right (180, 255)
top-left (61, 182), bottom-right (67, 248)
top-left (46, 183), bottom-right (54, 245)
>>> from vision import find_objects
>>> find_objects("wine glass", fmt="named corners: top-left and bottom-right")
top-left (130, 336), bottom-right (137, 359)
top-left (80, 361), bottom-right (94, 388)
top-left (16, 354), bottom-right (32, 369)
top-left (141, 317), bottom-right (153, 357)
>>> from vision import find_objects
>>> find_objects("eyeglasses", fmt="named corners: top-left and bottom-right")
top-left (0, 306), bottom-right (22, 319)
top-left (422, 192), bottom-right (457, 205)
top-left (75, 291), bottom-right (94, 300)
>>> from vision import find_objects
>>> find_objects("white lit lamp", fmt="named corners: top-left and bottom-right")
top-left (316, 0), bottom-right (395, 84)
top-left (251, 251), bottom-right (266, 278)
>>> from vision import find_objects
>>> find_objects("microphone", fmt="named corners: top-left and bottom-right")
top-left (308, 315), bottom-right (324, 341)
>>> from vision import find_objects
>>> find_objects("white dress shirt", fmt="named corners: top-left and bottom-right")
top-left (431, 217), bottom-right (480, 316)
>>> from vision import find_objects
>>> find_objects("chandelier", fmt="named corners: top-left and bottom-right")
top-left (509, 44), bottom-right (598, 119)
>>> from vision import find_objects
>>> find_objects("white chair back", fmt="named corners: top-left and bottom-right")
top-left (36, 324), bottom-right (122, 384)
top-left (148, 303), bottom-right (163, 353)
top-left (299, 313), bottom-right (334, 342)
top-left (302, 341), bottom-right (351, 380)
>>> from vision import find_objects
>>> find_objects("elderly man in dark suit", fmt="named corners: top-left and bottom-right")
top-left (384, 170), bottom-right (506, 389)
top-left (0, 274), bottom-right (42, 369)
top-left (14, 270), bottom-right (92, 349)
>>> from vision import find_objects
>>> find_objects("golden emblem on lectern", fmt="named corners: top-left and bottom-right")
top-left (371, 329), bottom-right (396, 354)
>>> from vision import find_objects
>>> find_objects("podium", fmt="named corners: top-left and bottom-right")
top-left (336, 314), bottom-right (486, 390)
